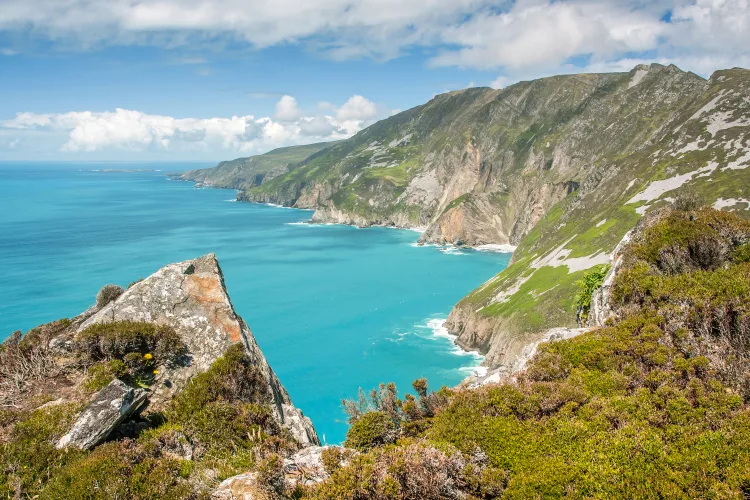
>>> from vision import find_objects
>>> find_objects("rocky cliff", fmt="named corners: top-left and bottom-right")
top-left (447, 66), bottom-right (750, 371)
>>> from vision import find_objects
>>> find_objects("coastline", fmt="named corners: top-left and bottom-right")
top-left (170, 173), bottom-right (515, 371)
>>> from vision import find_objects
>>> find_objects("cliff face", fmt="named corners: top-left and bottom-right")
top-left (227, 65), bottom-right (706, 245)
top-left (448, 67), bottom-right (750, 369)
top-left (81, 253), bottom-right (319, 446)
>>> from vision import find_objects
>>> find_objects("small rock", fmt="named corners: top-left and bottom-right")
top-left (48, 336), bottom-right (74, 352)
top-left (283, 445), bottom-right (355, 487)
top-left (56, 379), bottom-right (148, 450)
top-left (211, 473), bottom-right (262, 500)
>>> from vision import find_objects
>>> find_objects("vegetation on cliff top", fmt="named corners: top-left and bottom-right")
top-left (1, 331), bottom-right (299, 499)
top-left (306, 205), bottom-right (750, 498)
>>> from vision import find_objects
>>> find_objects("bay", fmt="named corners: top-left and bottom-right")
top-left (0, 162), bottom-right (510, 443)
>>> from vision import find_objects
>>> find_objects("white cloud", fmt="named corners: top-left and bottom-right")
top-left (336, 95), bottom-right (377, 121)
top-left (431, 0), bottom-right (666, 70)
top-left (1, 94), bottom-right (388, 155)
top-left (0, 0), bottom-right (488, 59)
top-left (274, 95), bottom-right (301, 122)
top-left (1, 0), bottom-right (747, 81)
top-left (0, 0), bottom-right (748, 123)
top-left (298, 116), bottom-right (343, 137)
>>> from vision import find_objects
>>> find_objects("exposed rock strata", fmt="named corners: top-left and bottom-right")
top-left (79, 253), bottom-right (319, 446)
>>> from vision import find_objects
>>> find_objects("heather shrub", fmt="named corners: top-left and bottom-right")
top-left (733, 242), bottom-right (750, 263)
top-left (38, 441), bottom-right (196, 500)
top-left (168, 343), bottom-right (270, 418)
top-left (256, 453), bottom-right (286, 496)
top-left (84, 359), bottom-right (128, 391)
top-left (673, 189), bottom-right (703, 212)
top-left (76, 321), bottom-right (186, 365)
top-left (0, 404), bottom-right (83, 498)
top-left (320, 446), bottom-right (345, 475)
top-left (95, 284), bottom-right (124, 308)
top-left (344, 411), bottom-right (397, 451)
top-left (0, 320), bottom-right (69, 406)
top-left (311, 441), bottom-right (504, 500)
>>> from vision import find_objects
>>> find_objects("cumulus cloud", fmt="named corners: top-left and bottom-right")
top-left (430, 1), bottom-right (665, 70)
top-left (274, 95), bottom-right (301, 122)
top-left (298, 116), bottom-right (343, 137)
top-left (0, 94), bottom-right (387, 155)
top-left (336, 95), bottom-right (378, 121)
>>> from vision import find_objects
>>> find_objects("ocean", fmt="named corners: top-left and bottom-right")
top-left (0, 161), bottom-right (511, 443)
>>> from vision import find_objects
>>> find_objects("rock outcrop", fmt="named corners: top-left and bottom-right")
top-left (589, 230), bottom-right (633, 327)
top-left (78, 253), bottom-right (319, 446)
top-left (57, 379), bottom-right (148, 450)
top-left (211, 446), bottom-right (355, 498)
top-left (211, 473), bottom-right (264, 500)
top-left (283, 446), bottom-right (353, 486)
top-left (461, 327), bottom-right (588, 388)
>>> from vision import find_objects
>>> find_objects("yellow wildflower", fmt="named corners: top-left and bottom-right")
top-left (143, 353), bottom-right (153, 360)
top-left (153, 369), bottom-right (159, 375)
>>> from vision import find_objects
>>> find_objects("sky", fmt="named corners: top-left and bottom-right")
top-left (0, 0), bottom-right (748, 161)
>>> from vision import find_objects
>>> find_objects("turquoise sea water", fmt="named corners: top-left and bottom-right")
top-left (0, 162), bottom-right (511, 444)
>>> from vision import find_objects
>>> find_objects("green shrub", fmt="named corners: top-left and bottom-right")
top-left (256, 454), bottom-right (286, 495)
top-left (344, 411), bottom-right (397, 451)
top-left (95, 284), bottom-right (124, 308)
top-left (0, 404), bottom-right (83, 498)
top-left (168, 344), bottom-right (269, 418)
top-left (311, 441), bottom-right (475, 500)
top-left (76, 321), bottom-right (186, 368)
top-left (672, 189), bottom-right (703, 212)
top-left (733, 242), bottom-right (750, 263)
top-left (38, 441), bottom-right (195, 500)
top-left (321, 446), bottom-right (344, 475)
top-left (84, 359), bottom-right (127, 391)
top-left (574, 264), bottom-right (610, 324)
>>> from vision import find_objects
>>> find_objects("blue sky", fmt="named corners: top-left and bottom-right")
top-left (0, 0), bottom-right (747, 161)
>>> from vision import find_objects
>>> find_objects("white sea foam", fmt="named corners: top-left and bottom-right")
top-left (285, 221), bottom-right (339, 227)
top-left (411, 242), bottom-right (513, 255)
top-left (474, 244), bottom-right (516, 253)
top-left (439, 246), bottom-right (467, 256)
top-left (224, 199), bottom-right (236, 203)
top-left (264, 202), bottom-right (297, 210)
top-left (418, 318), bottom-right (485, 362)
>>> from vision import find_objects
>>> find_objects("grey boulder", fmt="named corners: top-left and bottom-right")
top-left (57, 379), bottom-right (147, 450)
